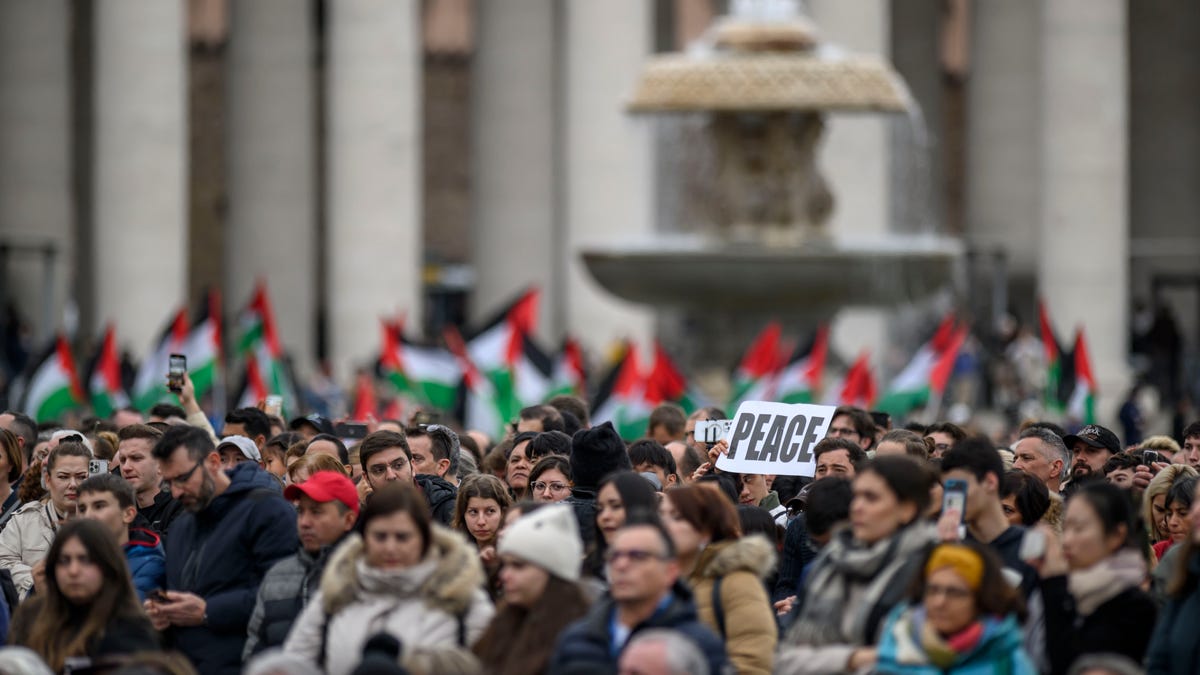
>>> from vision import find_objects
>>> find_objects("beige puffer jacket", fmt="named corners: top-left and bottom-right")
top-left (283, 525), bottom-right (494, 675)
top-left (0, 500), bottom-right (60, 598)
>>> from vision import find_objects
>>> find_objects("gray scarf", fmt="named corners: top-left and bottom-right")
top-left (786, 521), bottom-right (936, 647)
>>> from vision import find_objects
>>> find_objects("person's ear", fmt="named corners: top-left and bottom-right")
top-left (1108, 523), bottom-right (1128, 553)
top-left (122, 505), bottom-right (137, 526)
top-left (1051, 459), bottom-right (1063, 478)
top-left (897, 501), bottom-right (918, 525)
top-left (205, 451), bottom-right (222, 471)
top-left (342, 509), bottom-right (358, 531)
top-left (436, 458), bottom-right (451, 477)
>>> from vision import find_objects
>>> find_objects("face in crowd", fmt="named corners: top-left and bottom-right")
top-left (116, 438), bottom-right (162, 497)
top-left (506, 440), bottom-right (532, 494)
top-left (45, 455), bottom-right (89, 516)
top-left (363, 510), bottom-right (423, 570)
top-left (159, 447), bottom-right (219, 514)
top-left (364, 446), bottom-right (414, 490)
top-left (606, 525), bottom-right (678, 607)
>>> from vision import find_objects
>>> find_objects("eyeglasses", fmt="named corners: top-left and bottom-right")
top-left (604, 549), bottom-right (669, 565)
top-left (924, 583), bottom-right (972, 601)
top-left (367, 458), bottom-right (410, 478)
top-left (827, 427), bottom-right (859, 438)
top-left (532, 481), bottom-right (571, 494)
top-left (164, 461), bottom-right (203, 488)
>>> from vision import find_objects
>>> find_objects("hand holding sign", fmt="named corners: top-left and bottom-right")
top-left (714, 401), bottom-right (837, 477)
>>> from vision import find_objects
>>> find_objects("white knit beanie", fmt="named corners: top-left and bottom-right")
top-left (497, 504), bottom-right (582, 582)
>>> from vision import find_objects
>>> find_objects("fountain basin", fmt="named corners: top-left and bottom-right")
top-left (581, 235), bottom-right (962, 315)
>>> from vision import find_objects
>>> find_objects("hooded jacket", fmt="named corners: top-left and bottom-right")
top-left (687, 536), bottom-right (777, 675)
top-left (283, 526), bottom-right (495, 675)
top-left (243, 536), bottom-right (346, 658)
top-left (415, 473), bottom-right (457, 525)
top-left (164, 462), bottom-right (298, 675)
top-left (549, 580), bottom-right (729, 675)
top-left (875, 604), bottom-right (1037, 675)
top-left (125, 527), bottom-right (165, 602)
top-left (0, 499), bottom-right (63, 598)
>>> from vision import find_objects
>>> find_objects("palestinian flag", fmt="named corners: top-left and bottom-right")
top-left (467, 289), bottom-right (550, 420)
top-left (132, 308), bottom-right (189, 411)
top-left (1039, 300), bottom-right (1067, 414)
top-left (876, 315), bottom-right (963, 416)
top-left (380, 320), bottom-right (461, 411)
top-left (645, 342), bottom-right (703, 413)
top-left (88, 324), bottom-right (129, 418)
top-left (547, 337), bottom-right (587, 398)
top-left (728, 322), bottom-right (785, 410)
top-left (23, 335), bottom-right (85, 422)
top-left (590, 342), bottom-right (652, 440)
top-left (824, 351), bottom-right (877, 409)
top-left (182, 289), bottom-right (222, 400)
top-left (234, 352), bottom-right (269, 409)
top-left (773, 325), bottom-right (829, 404)
top-left (237, 281), bottom-right (298, 415)
top-left (445, 325), bottom-right (505, 439)
top-left (1067, 328), bottom-right (1097, 424)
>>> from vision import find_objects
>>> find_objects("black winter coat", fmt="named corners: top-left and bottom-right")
top-left (1146, 552), bottom-right (1200, 675)
top-left (416, 474), bottom-right (457, 525)
top-left (1040, 574), bottom-right (1157, 675)
top-left (164, 462), bottom-right (298, 675)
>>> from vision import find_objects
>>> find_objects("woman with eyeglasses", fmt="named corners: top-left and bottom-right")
top-left (875, 541), bottom-right (1033, 674)
top-left (452, 474), bottom-right (512, 601)
top-left (776, 456), bottom-right (938, 674)
top-left (660, 483), bottom-right (777, 675)
top-left (284, 484), bottom-right (494, 675)
top-left (474, 504), bottom-right (590, 675)
top-left (10, 519), bottom-right (160, 671)
top-left (527, 455), bottom-right (574, 504)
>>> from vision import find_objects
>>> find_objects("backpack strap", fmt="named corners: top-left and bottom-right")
top-left (317, 610), bottom-right (330, 668)
top-left (711, 575), bottom-right (726, 639)
top-left (457, 609), bottom-right (467, 647)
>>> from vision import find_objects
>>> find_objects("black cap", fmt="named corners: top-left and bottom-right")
top-left (289, 413), bottom-right (334, 436)
top-left (1063, 424), bottom-right (1122, 455)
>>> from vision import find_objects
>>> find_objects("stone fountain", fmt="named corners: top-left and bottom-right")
top-left (581, 0), bottom-right (961, 371)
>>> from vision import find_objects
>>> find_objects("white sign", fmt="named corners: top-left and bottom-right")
top-left (714, 400), bottom-right (837, 477)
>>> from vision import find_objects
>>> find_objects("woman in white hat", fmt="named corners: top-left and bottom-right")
top-left (473, 504), bottom-right (591, 675)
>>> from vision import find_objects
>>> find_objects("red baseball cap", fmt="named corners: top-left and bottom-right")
top-left (284, 471), bottom-right (360, 515)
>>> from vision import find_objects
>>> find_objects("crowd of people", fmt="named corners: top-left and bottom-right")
top-left (0, 370), bottom-right (1193, 675)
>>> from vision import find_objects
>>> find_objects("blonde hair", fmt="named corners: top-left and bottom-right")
top-left (287, 453), bottom-right (349, 484)
top-left (1140, 435), bottom-right (1181, 456)
top-left (1143, 464), bottom-right (1199, 541)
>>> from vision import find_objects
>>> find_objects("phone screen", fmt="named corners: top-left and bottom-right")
top-left (942, 478), bottom-right (968, 524)
top-left (168, 353), bottom-right (187, 392)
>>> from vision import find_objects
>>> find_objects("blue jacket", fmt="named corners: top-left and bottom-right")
top-left (164, 462), bottom-right (299, 675)
top-left (550, 581), bottom-right (728, 675)
top-left (125, 527), bottom-right (165, 602)
top-left (876, 604), bottom-right (1037, 675)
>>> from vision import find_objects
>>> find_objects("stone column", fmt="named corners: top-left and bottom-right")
top-left (0, 1), bottom-right (72, 342)
top-left (806, 0), bottom-right (891, 371)
top-left (226, 0), bottom-right (316, 371)
top-left (469, 0), bottom-right (558, 339)
top-left (562, 1), bottom-right (655, 355)
top-left (965, 0), bottom-right (1040, 281)
top-left (1037, 0), bottom-right (1129, 421)
top-left (93, 0), bottom-right (188, 353)
top-left (326, 0), bottom-right (421, 380)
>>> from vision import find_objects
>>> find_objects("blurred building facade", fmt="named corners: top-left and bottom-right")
top-left (0, 0), bottom-right (1197, 420)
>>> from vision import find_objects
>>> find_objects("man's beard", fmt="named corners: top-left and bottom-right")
top-left (1071, 463), bottom-right (1093, 479)
top-left (184, 471), bottom-right (217, 513)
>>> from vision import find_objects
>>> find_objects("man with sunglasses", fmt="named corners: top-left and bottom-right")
top-left (551, 514), bottom-right (728, 674)
top-left (405, 425), bottom-right (459, 524)
top-left (146, 425), bottom-right (298, 675)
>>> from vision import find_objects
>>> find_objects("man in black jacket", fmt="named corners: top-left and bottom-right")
top-left (551, 517), bottom-right (728, 674)
top-left (145, 425), bottom-right (298, 675)
top-left (407, 424), bottom-right (459, 524)
top-left (243, 470), bottom-right (358, 657)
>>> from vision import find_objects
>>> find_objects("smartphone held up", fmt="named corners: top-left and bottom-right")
top-left (167, 354), bottom-right (187, 393)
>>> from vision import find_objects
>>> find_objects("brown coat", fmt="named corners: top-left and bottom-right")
top-left (687, 535), bottom-right (778, 675)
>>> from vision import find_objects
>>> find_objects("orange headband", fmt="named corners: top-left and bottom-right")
top-left (925, 544), bottom-right (985, 591)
